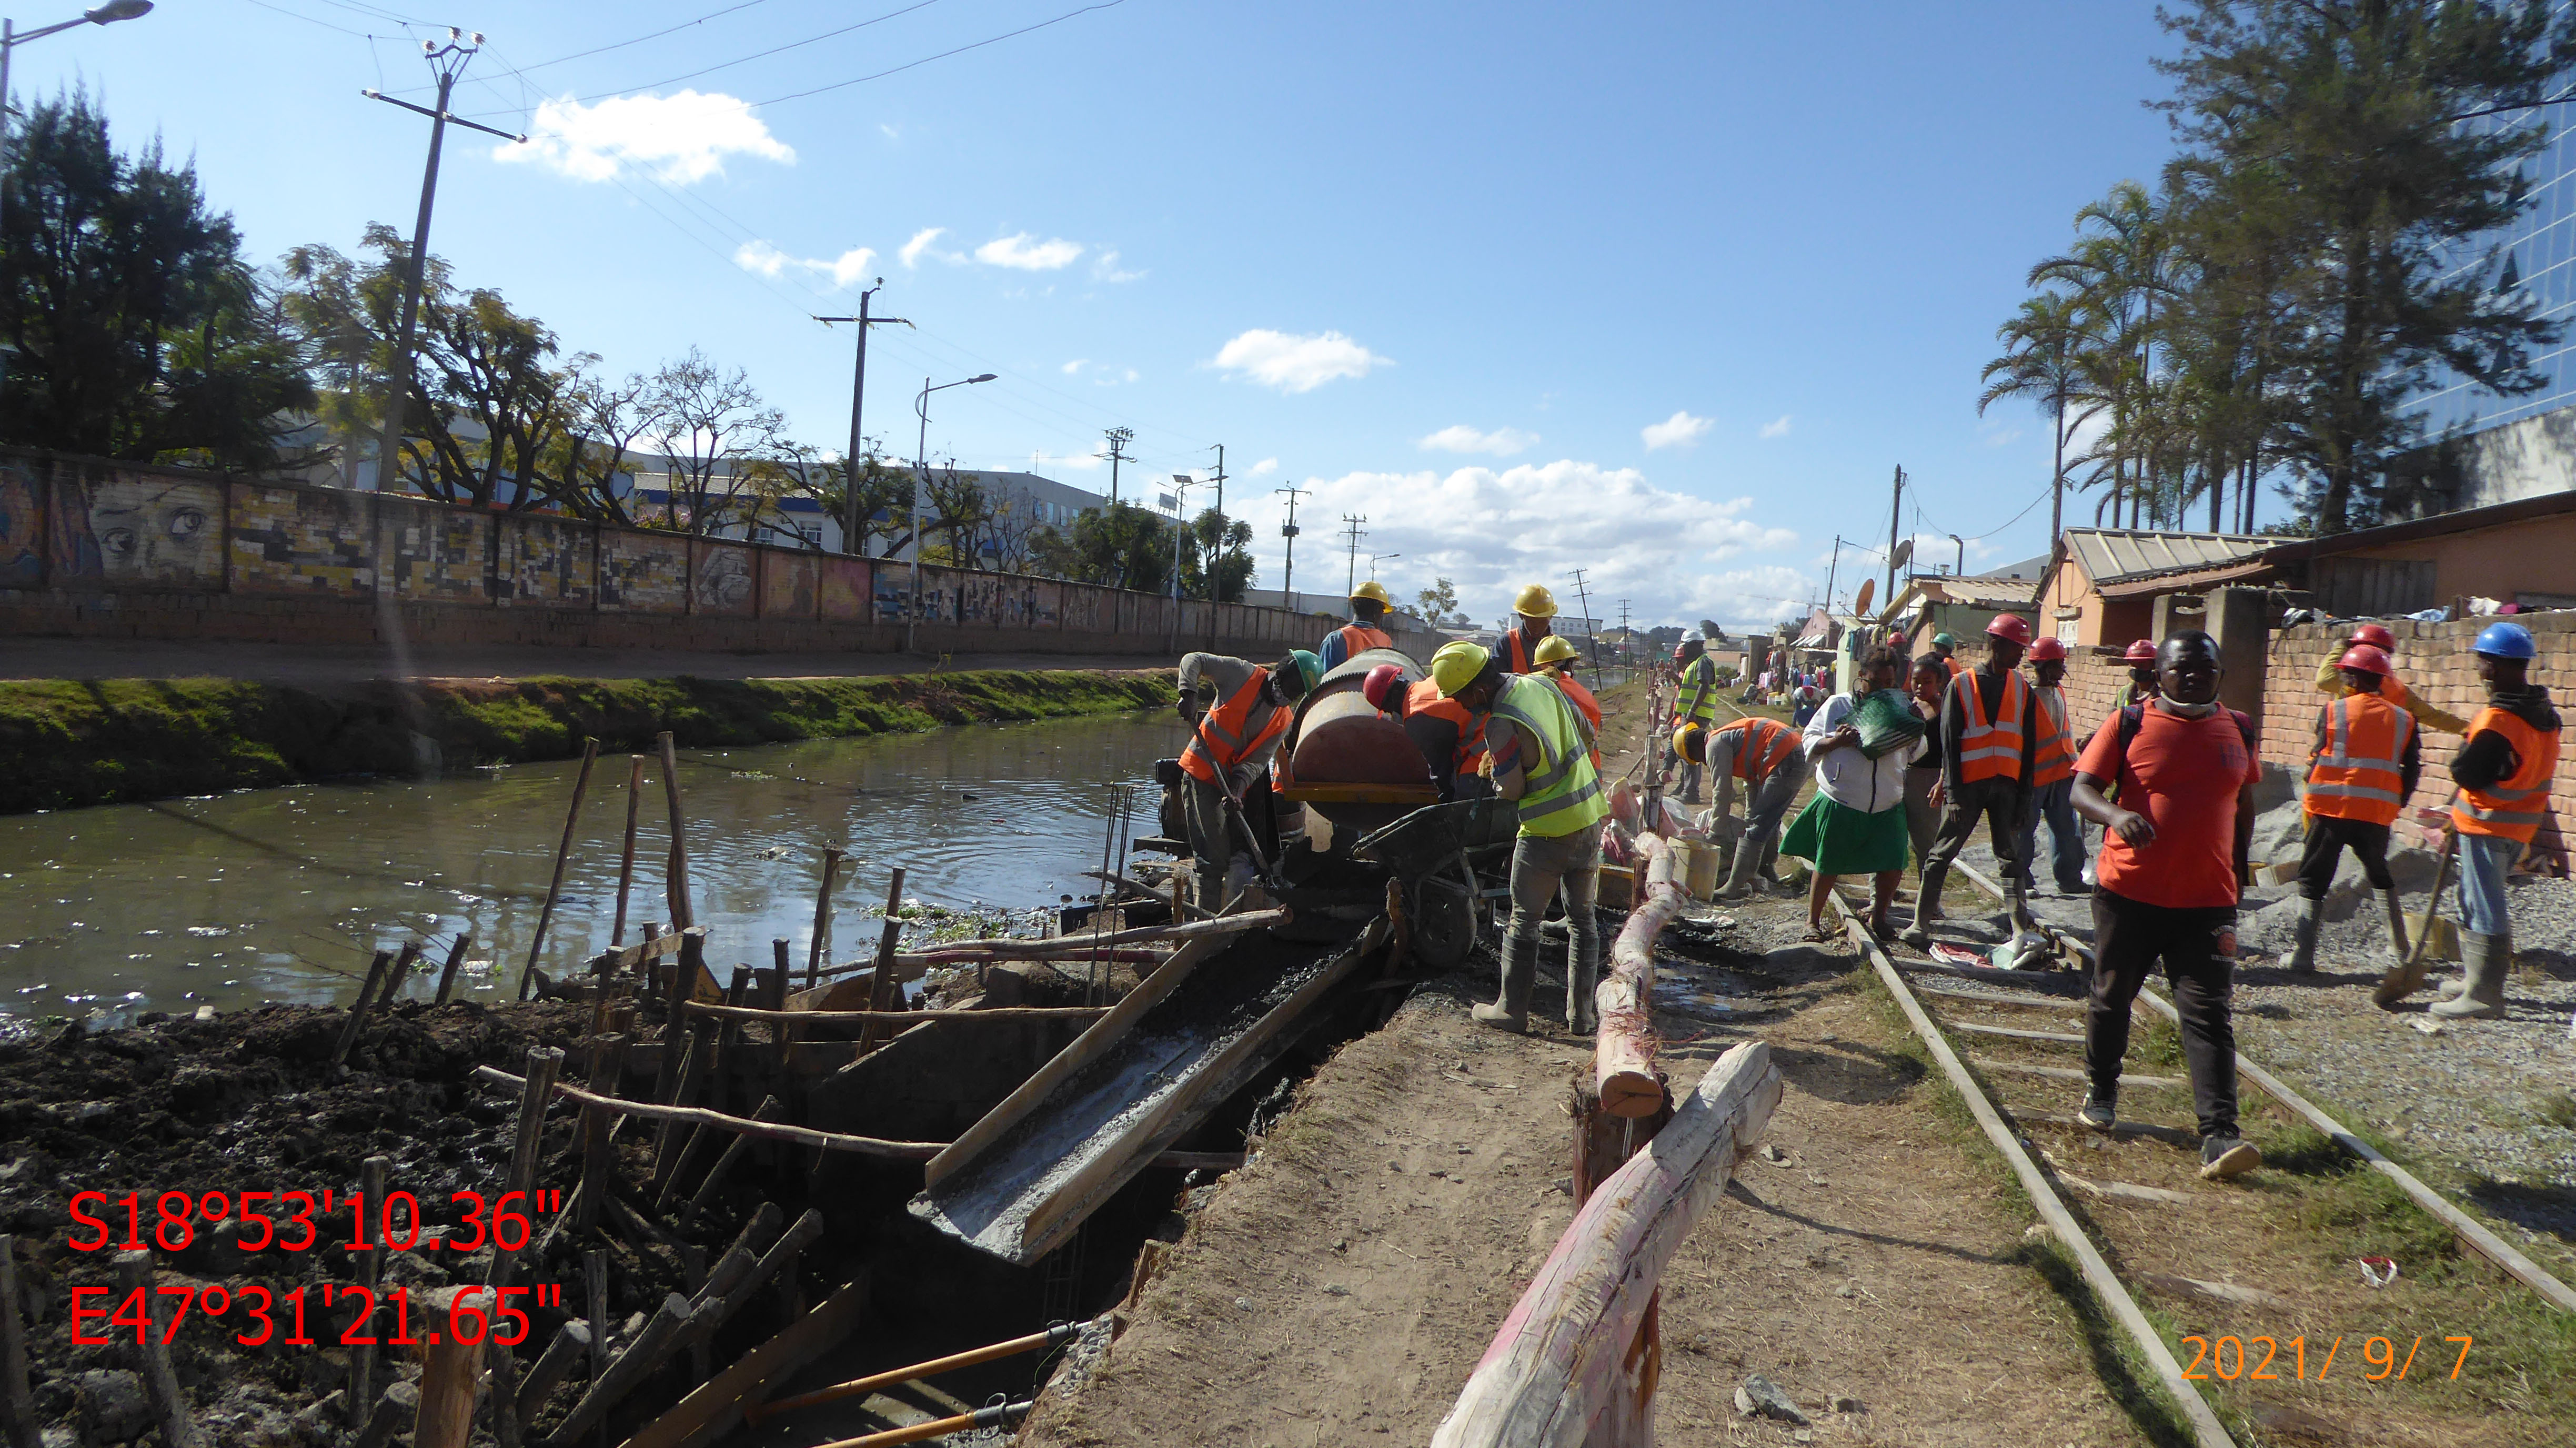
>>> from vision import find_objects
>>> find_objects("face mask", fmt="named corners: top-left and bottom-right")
top-left (2158, 695), bottom-right (2217, 718)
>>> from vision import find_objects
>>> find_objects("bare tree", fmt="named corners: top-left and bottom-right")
top-left (640, 348), bottom-right (786, 536)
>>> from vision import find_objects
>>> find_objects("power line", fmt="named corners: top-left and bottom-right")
top-left (237, 0), bottom-right (379, 39)
top-left (507, 0), bottom-right (780, 76)
top-left (754, 0), bottom-right (1122, 107)
top-left (454, 0), bottom-right (953, 109)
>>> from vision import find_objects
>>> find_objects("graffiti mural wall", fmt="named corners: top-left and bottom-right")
top-left (496, 514), bottom-right (593, 607)
top-left (230, 482), bottom-right (375, 595)
top-left (818, 556), bottom-right (870, 620)
top-left (599, 530), bottom-right (689, 614)
top-left (381, 499), bottom-right (489, 601)
top-left (692, 540), bottom-right (756, 617)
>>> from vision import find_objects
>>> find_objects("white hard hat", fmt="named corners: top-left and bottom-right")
top-left (1681, 629), bottom-right (1703, 643)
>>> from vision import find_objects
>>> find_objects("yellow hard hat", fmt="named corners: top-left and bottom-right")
top-left (1674, 722), bottom-right (1707, 764)
top-left (1534, 635), bottom-right (1581, 666)
top-left (1430, 640), bottom-right (1492, 698)
top-left (1513, 584), bottom-right (1558, 618)
top-left (1349, 580), bottom-right (1392, 607)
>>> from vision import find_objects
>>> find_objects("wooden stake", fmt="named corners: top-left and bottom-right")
top-left (410, 1286), bottom-right (478, 1448)
top-left (546, 1291), bottom-right (692, 1448)
top-left (0, 1236), bottom-right (39, 1448)
top-left (331, 948), bottom-right (401, 1071)
top-left (860, 868), bottom-right (907, 1053)
top-left (613, 755), bottom-right (646, 947)
top-left (648, 928), bottom-right (707, 1110)
top-left (520, 737), bottom-right (601, 1001)
top-left (347, 1155), bottom-right (389, 1426)
top-left (658, 731), bottom-right (694, 929)
top-left (766, 944), bottom-right (793, 1078)
top-left (808, 847), bottom-right (843, 989)
top-left (671, 1094), bottom-right (778, 1228)
top-left (488, 1046), bottom-right (561, 1293)
top-left (583, 1250), bottom-right (610, 1434)
top-left (574, 1035), bottom-right (627, 1233)
top-left (650, 1015), bottom-right (718, 1192)
top-left (515, 1320), bottom-right (590, 1424)
top-left (432, 932), bottom-right (474, 1007)
top-left (711, 965), bottom-right (752, 1115)
top-left (113, 1252), bottom-right (204, 1448)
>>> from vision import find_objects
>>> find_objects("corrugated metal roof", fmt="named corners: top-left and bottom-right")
top-left (2065, 529), bottom-right (2272, 586)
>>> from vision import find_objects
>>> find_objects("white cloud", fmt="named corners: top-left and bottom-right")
top-left (974, 233), bottom-right (1083, 270)
top-left (1418, 425), bottom-right (1537, 456)
top-left (1642, 410), bottom-right (1714, 451)
top-left (732, 241), bottom-right (875, 289)
top-left (1091, 249), bottom-right (1145, 283)
top-left (879, 123), bottom-right (901, 140)
top-left (1250, 458), bottom-right (1279, 476)
top-left (1211, 329), bottom-right (1390, 393)
top-left (900, 227), bottom-right (957, 268)
top-left (1251, 460), bottom-right (1802, 631)
top-left (502, 90), bottom-right (791, 184)
top-left (1060, 358), bottom-right (1088, 376)
top-left (1061, 359), bottom-right (1139, 386)
top-left (1758, 415), bottom-right (1792, 440)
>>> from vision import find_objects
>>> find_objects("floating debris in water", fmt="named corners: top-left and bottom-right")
top-left (186, 925), bottom-right (231, 937)
top-left (751, 845), bottom-right (794, 860)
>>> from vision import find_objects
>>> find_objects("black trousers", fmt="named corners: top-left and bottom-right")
top-left (2086, 888), bottom-right (2240, 1138)
top-left (2298, 815), bottom-right (2392, 900)
top-left (1920, 776), bottom-right (2026, 884)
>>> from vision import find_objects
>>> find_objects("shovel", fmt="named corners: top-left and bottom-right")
top-left (2374, 819), bottom-right (2458, 1010)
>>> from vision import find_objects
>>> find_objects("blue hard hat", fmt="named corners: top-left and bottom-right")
top-left (2473, 621), bottom-right (2537, 660)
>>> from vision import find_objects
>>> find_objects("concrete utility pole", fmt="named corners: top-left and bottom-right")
top-left (1275, 483), bottom-right (1309, 611)
top-left (1823, 535), bottom-right (1842, 616)
top-left (1098, 427), bottom-right (1133, 505)
top-left (1205, 444), bottom-right (1227, 603)
top-left (1885, 464), bottom-right (1906, 610)
top-left (1566, 567), bottom-right (1603, 671)
top-left (1338, 515), bottom-right (1367, 598)
top-left (361, 31), bottom-right (527, 493)
top-left (814, 281), bottom-right (909, 554)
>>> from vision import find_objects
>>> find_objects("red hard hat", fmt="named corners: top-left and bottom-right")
top-left (2124, 638), bottom-right (2157, 664)
top-left (1362, 663), bottom-right (1408, 714)
top-left (2338, 643), bottom-right (2392, 677)
top-left (2348, 623), bottom-right (2396, 652)
top-left (2027, 636), bottom-right (2066, 662)
top-left (1985, 614), bottom-right (2033, 646)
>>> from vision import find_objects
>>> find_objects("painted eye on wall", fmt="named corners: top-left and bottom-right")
top-left (167, 509), bottom-right (207, 539)
top-left (102, 528), bottom-right (139, 557)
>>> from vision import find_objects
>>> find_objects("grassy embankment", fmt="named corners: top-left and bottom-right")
top-left (0, 669), bottom-right (1175, 813)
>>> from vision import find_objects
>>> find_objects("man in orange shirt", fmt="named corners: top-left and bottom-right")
top-left (2070, 631), bottom-right (2265, 1181)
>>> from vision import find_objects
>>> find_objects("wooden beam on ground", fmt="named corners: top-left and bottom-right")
top-left (2034, 1150), bottom-right (2200, 1208)
top-left (1429, 1041), bottom-right (1784, 1447)
top-left (1966, 1056), bottom-right (2181, 1090)
top-left (1911, 981), bottom-right (2089, 1013)
top-left (1947, 1020), bottom-right (2084, 1045)
top-left (815, 907), bottom-right (1290, 980)
top-left (616, 1276), bottom-right (871, 1448)
top-left (1834, 895), bottom-right (2237, 1448)
top-left (1597, 833), bottom-right (1682, 1119)
top-left (686, 1003), bottom-right (1111, 1026)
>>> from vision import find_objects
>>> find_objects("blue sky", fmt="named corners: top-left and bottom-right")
top-left (24, 0), bottom-right (2188, 630)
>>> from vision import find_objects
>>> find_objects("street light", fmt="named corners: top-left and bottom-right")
top-left (1368, 552), bottom-right (1400, 580)
top-left (909, 373), bottom-right (995, 649)
top-left (1167, 474), bottom-right (1200, 602)
top-left (1947, 533), bottom-right (1965, 577)
top-left (1, 4), bottom-right (155, 236)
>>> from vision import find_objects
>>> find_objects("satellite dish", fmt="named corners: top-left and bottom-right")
top-left (1888, 539), bottom-right (1914, 571)
top-left (1853, 579), bottom-right (1877, 616)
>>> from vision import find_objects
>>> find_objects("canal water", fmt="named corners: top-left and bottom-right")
top-left (0, 712), bottom-right (1182, 1024)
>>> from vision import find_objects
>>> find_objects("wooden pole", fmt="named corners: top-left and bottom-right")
top-left (488, 1046), bottom-right (560, 1292)
top-left (0, 1236), bottom-right (38, 1448)
top-left (331, 947), bottom-right (403, 1071)
top-left (750, 1319), bottom-right (1088, 1424)
top-left (648, 928), bottom-right (706, 1111)
top-left (545, 1291), bottom-right (692, 1448)
top-left (612, 755), bottom-right (645, 947)
top-left (676, 1095), bottom-right (779, 1230)
top-left (573, 1035), bottom-right (626, 1233)
top-left (113, 1252), bottom-right (204, 1448)
top-left (410, 1286), bottom-right (478, 1448)
top-left (580, 1252), bottom-right (611, 1448)
top-left (712, 964), bottom-right (752, 1114)
top-left (1597, 834), bottom-right (1680, 1117)
top-left (347, 1155), bottom-right (389, 1426)
top-left (766, 943), bottom-right (793, 1077)
top-left (859, 868), bottom-right (907, 1052)
top-left (432, 932), bottom-right (473, 1007)
top-left (808, 847), bottom-right (843, 989)
top-left (520, 737), bottom-right (601, 1001)
top-left (515, 1321), bottom-right (590, 1424)
top-left (657, 731), bottom-right (694, 929)
top-left (1430, 1042), bottom-right (1782, 1448)
top-left (650, 1013), bottom-right (718, 1191)
top-left (819, 905), bottom-right (1289, 978)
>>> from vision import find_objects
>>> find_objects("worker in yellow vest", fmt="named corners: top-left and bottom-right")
top-left (1319, 580), bottom-right (1397, 670)
top-left (2405, 623), bottom-right (2561, 1019)
top-left (2017, 636), bottom-right (2089, 896)
top-left (1500, 585), bottom-right (1557, 674)
top-left (1433, 641), bottom-right (1607, 1035)
top-left (2312, 622), bottom-right (2469, 735)
top-left (1906, 614), bottom-right (2040, 950)
top-left (1666, 631), bottom-right (1724, 802)
top-left (2287, 643), bottom-right (2421, 977)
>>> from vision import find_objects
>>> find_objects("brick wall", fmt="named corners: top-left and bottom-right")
top-left (0, 448), bottom-right (1435, 666)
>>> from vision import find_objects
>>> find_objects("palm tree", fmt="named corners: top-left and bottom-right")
top-left (1977, 290), bottom-right (2104, 546)
top-left (2030, 182), bottom-right (2181, 529)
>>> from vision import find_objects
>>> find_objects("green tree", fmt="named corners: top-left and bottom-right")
top-left (1978, 289), bottom-right (2106, 544)
top-left (1178, 507), bottom-right (1254, 601)
top-left (1030, 499), bottom-right (1173, 591)
top-left (0, 92), bottom-right (311, 467)
top-left (1415, 576), bottom-right (1464, 626)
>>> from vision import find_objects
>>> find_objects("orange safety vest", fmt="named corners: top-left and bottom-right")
top-left (1956, 669), bottom-right (2030, 783)
top-left (1335, 623), bottom-right (1393, 658)
top-left (1180, 670), bottom-right (1291, 785)
top-left (1942, 655), bottom-right (1964, 680)
top-left (1552, 671), bottom-right (1602, 767)
top-left (2453, 707), bottom-right (2560, 844)
top-left (2305, 693), bottom-right (2413, 827)
top-left (1712, 717), bottom-right (1798, 783)
top-left (2031, 685), bottom-right (2076, 788)
top-left (1406, 678), bottom-right (1488, 778)
top-left (1503, 629), bottom-right (1545, 675)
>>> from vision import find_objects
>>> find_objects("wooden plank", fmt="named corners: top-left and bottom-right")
top-left (1948, 1020), bottom-right (2084, 1045)
top-left (617, 1277), bottom-right (871, 1448)
top-left (606, 928), bottom-right (694, 975)
top-left (1966, 1056), bottom-right (2181, 1090)
top-left (2035, 1151), bottom-right (2201, 1208)
top-left (1912, 982), bottom-right (2089, 1013)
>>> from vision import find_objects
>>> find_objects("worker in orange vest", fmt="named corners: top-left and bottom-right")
top-left (1533, 636), bottom-right (1601, 765)
top-left (1907, 614), bottom-right (2041, 951)
top-left (1403, 677), bottom-right (1491, 802)
top-left (2310, 622), bottom-right (2470, 735)
top-left (2017, 636), bottom-right (2090, 897)
top-left (1176, 650), bottom-right (1320, 909)
top-left (2287, 643), bottom-right (2422, 977)
top-left (1319, 580), bottom-right (1397, 670)
top-left (1930, 631), bottom-right (1965, 679)
top-left (1676, 716), bottom-right (1812, 900)
top-left (2411, 622), bottom-right (2561, 1019)
top-left (1500, 584), bottom-right (1557, 673)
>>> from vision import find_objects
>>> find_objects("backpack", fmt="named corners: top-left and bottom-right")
top-left (2099, 703), bottom-right (2256, 800)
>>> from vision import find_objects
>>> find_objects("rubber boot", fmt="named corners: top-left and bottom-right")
top-left (2286, 897), bottom-right (2322, 976)
top-left (1717, 827), bottom-right (1764, 901)
top-left (1902, 863), bottom-right (1947, 946)
top-left (1565, 943), bottom-right (1599, 1035)
top-left (2379, 889), bottom-right (2411, 966)
top-left (1472, 933), bottom-right (1536, 1033)
top-left (2429, 930), bottom-right (2509, 1019)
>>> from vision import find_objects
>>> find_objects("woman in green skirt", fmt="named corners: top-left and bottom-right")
top-left (1782, 643), bottom-right (1929, 940)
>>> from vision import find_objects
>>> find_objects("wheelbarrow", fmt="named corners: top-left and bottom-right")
top-left (1350, 797), bottom-right (1522, 969)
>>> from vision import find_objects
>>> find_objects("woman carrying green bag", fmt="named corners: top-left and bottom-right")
top-left (1781, 643), bottom-right (1929, 941)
